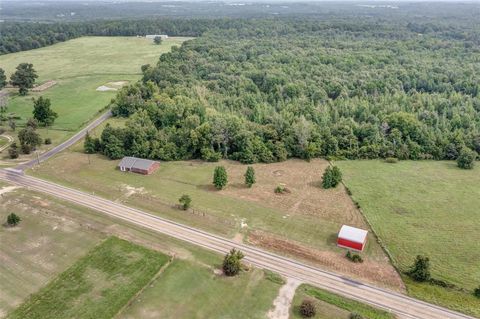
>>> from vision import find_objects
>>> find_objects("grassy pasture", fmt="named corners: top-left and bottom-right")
top-left (30, 134), bottom-right (403, 290)
top-left (118, 260), bottom-right (281, 319)
top-left (7, 237), bottom-right (169, 319)
top-left (0, 36), bottom-right (189, 158)
top-left (337, 160), bottom-right (480, 316)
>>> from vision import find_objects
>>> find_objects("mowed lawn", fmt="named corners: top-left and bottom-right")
top-left (337, 160), bottom-right (480, 315)
top-left (118, 259), bottom-right (281, 319)
top-left (0, 36), bottom-right (189, 132)
top-left (0, 186), bottom-right (103, 317)
top-left (7, 237), bottom-right (169, 319)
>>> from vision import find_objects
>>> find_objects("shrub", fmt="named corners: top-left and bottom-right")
top-left (222, 248), bottom-right (244, 276)
top-left (213, 166), bottom-right (228, 189)
top-left (474, 286), bottom-right (480, 298)
top-left (299, 299), bottom-right (316, 318)
top-left (407, 255), bottom-right (431, 282)
top-left (346, 251), bottom-right (364, 263)
top-left (385, 157), bottom-right (398, 163)
top-left (350, 313), bottom-right (365, 319)
top-left (8, 142), bottom-right (19, 159)
top-left (178, 194), bottom-right (191, 210)
top-left (274, 185), bottom-right (289, 194)
top-left (6, 213), bottom-right (21, 226)
top-left (322, 165), bottom-right (342, 189)
top-left (44, 137), bottom-right (51, 145)
top-left (457, 148), bottom-right (476, 169)
top-left (21, 143), bottom-right (32, 154)
top-left (244, 166), bottom-right (256, 188)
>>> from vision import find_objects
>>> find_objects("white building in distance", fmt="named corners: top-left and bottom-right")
top-left (146, 34), bottom-right (169, 40)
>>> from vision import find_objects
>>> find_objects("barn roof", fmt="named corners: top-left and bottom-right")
top-left (338, 225), bottom-right (368, 244)
top-left (118, 157), bottom-right (157, 170)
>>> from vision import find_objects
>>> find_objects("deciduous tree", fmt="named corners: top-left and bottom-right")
top-left (322, 166), bottom-right (342, 189)
top-left (33, 96), bottom-right (57, 126)
top-left (457, 147), bottom-right (476, 169)
top-left (178, 194), bottom-right (192, 210)
top-left (10, 63), bottom-right (37, 95)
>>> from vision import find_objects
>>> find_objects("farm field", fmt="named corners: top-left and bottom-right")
top-left (0, 184), bottom-right (285, 319)
top-left (0, 185), bottom-right (103, 317)
top-left (0, 36), bottom-right (189, 161)
top-left (7, 237), bottom-right (169, 319)
top-left (337, 160), bottom-right (480, 316)
top-left (30, 134), bottom-right (403, 291)
top-left (117, 259), bottom-right (281, 319)
top-left (290, 285), bottom-right (395, 319)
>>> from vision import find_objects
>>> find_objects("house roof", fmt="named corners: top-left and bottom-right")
top-left (118, 156), bottom-right (157, 170)
top-left (338, 225), bottom-right (368, 244)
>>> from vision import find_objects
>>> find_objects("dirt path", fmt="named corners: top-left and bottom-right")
top-left (0, 185), bottom-right (19, 195)
top-left (0, 135), bottom-right (13, 153)
top-left (267, 277), bottom-right (301, 319)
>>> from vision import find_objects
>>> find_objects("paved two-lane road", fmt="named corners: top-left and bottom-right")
top-left (0, 169), bottom-right (475, 319)
top-left (14, 110), bottom-right (111, 171)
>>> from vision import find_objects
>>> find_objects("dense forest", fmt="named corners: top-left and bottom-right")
top-left (2, 1), bottom-right (480, 54)
top-left (84, 17), bottom-right (480, 163)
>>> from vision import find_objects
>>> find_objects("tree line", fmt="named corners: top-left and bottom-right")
top-left (86, 18), bottom-right (479, 164)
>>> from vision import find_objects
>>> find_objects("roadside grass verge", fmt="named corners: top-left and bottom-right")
top-left (291, 284), bottom-right (395, 319)
top-left (117, 259), bottom-right (281, 319)
top-left (7, 237), bottom-right (169, 319)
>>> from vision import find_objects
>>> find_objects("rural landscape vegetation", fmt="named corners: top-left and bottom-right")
top-left (0, 1), bottom-right (479, 318)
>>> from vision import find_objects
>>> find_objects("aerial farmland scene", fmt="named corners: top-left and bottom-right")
top-left (0, 1), bottom-right (479, 318)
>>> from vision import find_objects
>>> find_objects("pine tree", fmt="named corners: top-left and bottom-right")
top-left (407, 255), bottom-right (431, 282)
top-left (244, 166), bottom-right (256, 188)
top-left (6, 213), bottom-right (21, 226)
top-left (213, 166), bottom-right (228, 190)
top-left (222, 248), bottom-right (244, 276)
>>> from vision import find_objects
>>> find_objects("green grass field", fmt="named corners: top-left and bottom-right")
top-left (7, 237), bottom-right (169, 319)
top-left (0, 36), bottom-right (189, 144)
top-left (0, 136), bottom-right (8, 148)
top-left (337, 160), bottom-right (480, 316)
top-left (290, 285), bottom-right (395, 319)
top-left (118, 260), bottom-right (281, 319)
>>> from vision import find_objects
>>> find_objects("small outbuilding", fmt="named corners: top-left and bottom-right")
top-left (337, 225), bottom-right (368, 251)
top-left (118, 157), bottom-right (159, 175)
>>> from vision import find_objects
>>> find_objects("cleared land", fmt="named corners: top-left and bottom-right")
top-left (7, 237), bottom-right (169, 319)
top-left (0, 185), bottom-right (103, 317)
top-left (0, 36), bottom-right (189, 161)
top-left (30, 139), bottom-right (403, 290)
top-left (117, 259), bottom-right (281, 319)
top-left (0, 184), bottom-right (283, 319)
top-left (290, 285), bottom-right (395, 319)
top-left (337, 160), bottom-right (480, 317)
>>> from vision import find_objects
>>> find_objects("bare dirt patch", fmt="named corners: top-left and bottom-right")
top-left (221, 159), bottom-right (365, 226)
top-left (0, 186), bottom-right (20, 195)
top-left (32, 80), bottom-right (57, 92)
top-left (96, 81), bottom-right (129, 92)
top-left (248, 230), bottom-right (405, 292)
top-left (268, 277), bottom-right (301, 319)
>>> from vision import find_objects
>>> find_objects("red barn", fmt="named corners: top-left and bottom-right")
top-left (337, 225), bottom-right (368, 251)
top-left (118, 157), bottom-right (159, 175)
